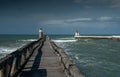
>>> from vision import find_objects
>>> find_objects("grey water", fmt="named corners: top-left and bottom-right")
top-left (0, 34), bottom-right (38, 58)
top-left (0, 34), bottom-right (120, 77)
top-left (50, 35), bottom-right (120, 77)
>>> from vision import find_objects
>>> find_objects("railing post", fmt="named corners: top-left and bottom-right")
top-left (0, 69), bottom-right (4, 77)
top-left (11, 54), bottom-right (21, 70)
top-left (10, 58), bottom-right (16, 76)
top-left (1, 64), bottom-right (8, 77)
top-left (16, 54), bottom-right (22, 69)
top-left (5, 63), bottom-right (11, 77)
top-left (26, 48), bottom-right (29, 58)
top-left (29, 46), bottom-right (32, 54)
top-left (24, 51), bottom-right (27, 60)
top-left (21, 53), bottom-right (25, 65)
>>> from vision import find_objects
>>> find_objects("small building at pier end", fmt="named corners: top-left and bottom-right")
top-left (39, 28), bottom-right (43, 38)
top-left (75, 30), bottom-right (79, 36)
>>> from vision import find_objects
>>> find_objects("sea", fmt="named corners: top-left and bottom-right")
top-left (0, 34), bottom-right (120, 77)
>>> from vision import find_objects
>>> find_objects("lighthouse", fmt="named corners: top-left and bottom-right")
top-left (39, 28), bottom-right (43, 39)
top-left (75, 30), bottom-right (79, 36)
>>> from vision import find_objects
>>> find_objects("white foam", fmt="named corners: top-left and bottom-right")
top-left (0, 47), bottom-right (18, 54)
top-left (112, 36), bottom-right (120, 38)
top-left (0, 39), bottom-right (38, 54)
top-left (52, 39), bottom-right (77, 43)
top-left (19, 39), bottom-right (37, 42)
top-left (60, 37), bottom-right (75, 40)
top-left (75, 56), bottom-right (79, 60)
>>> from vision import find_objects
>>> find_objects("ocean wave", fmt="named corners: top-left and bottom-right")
top-left (19, 39), bottom-right (37, 42)
top-left (0, 47), bottom-right (18, 54)
top-left (52, 39), bottom-right (77, 43)
top-left (0, 39), bottom-right (37, 54)
top-left (60, 37), bottom-right (75, 40)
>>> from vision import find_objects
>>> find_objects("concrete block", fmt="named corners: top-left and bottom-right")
top-left (69, 65), bottom-right (85, 77)
top-left (65, 59), bottom-right (73, 69)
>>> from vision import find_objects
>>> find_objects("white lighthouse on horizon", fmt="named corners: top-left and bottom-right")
top-left (75, 30), bottom-right (80, 37)
top-left (39, 28), bottom-right (43, 38)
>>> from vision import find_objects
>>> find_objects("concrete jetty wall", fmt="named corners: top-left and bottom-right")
top-left (50, 40), bottom-right (85, 77)
top-left (75, 36), bottom-right (112, 39)
top-left (75, 36), bottom-right (120, 41)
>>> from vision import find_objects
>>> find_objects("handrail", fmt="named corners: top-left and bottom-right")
top-left (0, 36), bottom-right (45, 77)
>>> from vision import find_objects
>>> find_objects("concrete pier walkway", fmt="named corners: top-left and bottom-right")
top-left (18, 38), bottom-right (67, 77)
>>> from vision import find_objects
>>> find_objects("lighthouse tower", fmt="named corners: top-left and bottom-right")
top-left (75, 30), bottom-right (79, 36)
top-left (39, 28), bottom-right (43, 39)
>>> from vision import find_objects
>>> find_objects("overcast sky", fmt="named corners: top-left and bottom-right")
top-left (0, 0), bottom-right (120, 35)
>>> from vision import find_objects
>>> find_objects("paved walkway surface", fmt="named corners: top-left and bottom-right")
top-left (18, 38), bottom-right (67, 77)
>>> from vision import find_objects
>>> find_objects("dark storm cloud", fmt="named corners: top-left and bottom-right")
top-left (0, 0), bottom-right (120, 34)
top-left (73, 0), bottom-right (120, 8)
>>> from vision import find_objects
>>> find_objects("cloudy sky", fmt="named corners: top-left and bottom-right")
top-left (0, 0), bottom-right (120, 35)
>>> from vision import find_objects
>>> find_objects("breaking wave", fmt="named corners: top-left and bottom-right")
top-left (19, 39), bottom-right (37, 42)
top-left (0, 47), bottom-right (18, 54)
top-left (52, 39), bottom-right (77, 43)
top-left (0, 39), bottom-right (37, 56)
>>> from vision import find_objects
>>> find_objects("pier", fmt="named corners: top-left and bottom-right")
top-left (0, 36), bottom-right (84, 77)
top-left (75, 36), bottom-right (120, 40)
top-left (74, 31), bottom-right (120, 40)
top-left (74, 36), bottom-right (112, 39)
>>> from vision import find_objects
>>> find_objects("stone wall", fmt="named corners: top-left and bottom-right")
top-left (50, 41), bottom-right (85, 77)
